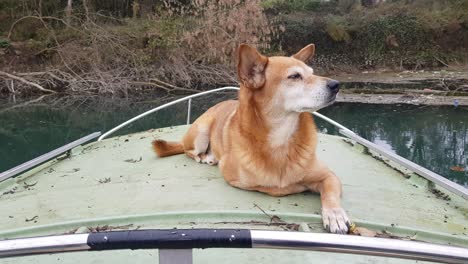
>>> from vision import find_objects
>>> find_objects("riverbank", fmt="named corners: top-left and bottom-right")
top-left (1, 1), bottom-right (468, 96)
top-left (330, 68), bottom-right (468, 106)
top-left (1, 88), bottom-right (466, 108)
top-left (1, 68), bottom-right (467, 107)
top-left (336, 93), bottom-right (468, 106)
top-left (332, 68), bottom-right (468, 84)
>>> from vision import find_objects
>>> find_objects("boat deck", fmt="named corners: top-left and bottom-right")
top-left (0, 125), bottom-right (467, 263)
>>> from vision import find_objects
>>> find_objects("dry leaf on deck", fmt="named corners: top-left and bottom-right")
top-left (450, 166), bottom-right (465, 172)
top-left (351, 227), bottom-right (378, 237)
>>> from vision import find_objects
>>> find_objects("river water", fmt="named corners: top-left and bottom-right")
top-left (0, 92), bottom-right (466, 187)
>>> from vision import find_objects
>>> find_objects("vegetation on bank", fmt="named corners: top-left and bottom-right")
top-left (275, 0), bottom-right (468, 72)
top-left (0, 0), bottom-right (467, 96)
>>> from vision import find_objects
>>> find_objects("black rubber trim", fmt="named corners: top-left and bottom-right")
top-left (87, 229), bottom-right (252, 250)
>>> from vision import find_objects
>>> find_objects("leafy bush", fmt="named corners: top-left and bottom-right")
top-left (0, 39), bottom-right (9, 48)
top-left (262, 0), bottom-right (321, 12)
top-left (360, 14), bottom-right (432, 65)
top-left (325, 16), bottom-right (351, 42)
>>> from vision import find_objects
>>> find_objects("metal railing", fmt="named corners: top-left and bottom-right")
top-left (310, 113), bottom-right (468, 200)
top-left (1, 229), bottom-right (468, 263)
top-left (97, 87), bottom-right (240, 141)
top-left (0, 132), bottom-right (102, 183)
top-left (97, 86), bottom-right (468, 200)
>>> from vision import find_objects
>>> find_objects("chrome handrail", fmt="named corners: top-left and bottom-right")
top-left (97, 86), bottom-right (240, 141)
top-left (0, 132), bottom-right (102, 183)
top-left (1, 229), bottom-right (468, 263)
top-left (252, 230), bottom-right (468, 263)
top-left (97, 87), bottom-right (468, 200)
top-left (338, 129), bottom-right (468, 200)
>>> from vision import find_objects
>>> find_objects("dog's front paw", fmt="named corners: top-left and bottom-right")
top-left (321, 207), bottom-right (350, 234)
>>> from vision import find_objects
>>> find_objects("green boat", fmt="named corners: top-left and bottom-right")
top-left (1, 87), bottom-right (467, 263)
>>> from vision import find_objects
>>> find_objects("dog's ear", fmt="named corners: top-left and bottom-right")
top-left (237, 44), bottom-right (268, 90)
top-left (292, 44), bottom-right (315, 63)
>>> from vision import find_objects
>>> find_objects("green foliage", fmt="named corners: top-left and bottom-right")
top-left (362, 14), bottom-right (431, 63)
top-left (325, 16), bottom-right (351, 42)
top-left (0, 0), bottom-right (25, 10)
top-left (8, 19), bottom-right (44, 41)
top-left (146, 18), bottom-right (184, 51)
top-left (262, 0), bottom-right (321, 12)
top-left (337, 0), bottom-right (362, 12)
top-left (0, 39), bottom-right (10, 48)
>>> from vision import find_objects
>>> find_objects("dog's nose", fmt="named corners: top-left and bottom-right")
top-left (327, 80), bottom-right (340, 93)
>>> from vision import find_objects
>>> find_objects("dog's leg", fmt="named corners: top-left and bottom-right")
top-left (186, 130), bottom-right (209, 163)
top-left (312, 175), bottom-right (350, 234)
top-left (183, 118), bottom-right (213, 163)
top-left (186, 150), bottom-right (202, 163)
top-left (306, 163), bottom-right (350, 234)
top-left (219, 154), bottom-right (247, 188)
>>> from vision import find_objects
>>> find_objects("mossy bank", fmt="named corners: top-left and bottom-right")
top-left (0, 0), bottom-right (467, 96)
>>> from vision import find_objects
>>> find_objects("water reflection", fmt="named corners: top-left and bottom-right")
top-left (317, 103), bottom-right (468, 187)
top-left (0, 93), bottom-right (233, 173)
top-left (0, 95), bottom-right (467, 187)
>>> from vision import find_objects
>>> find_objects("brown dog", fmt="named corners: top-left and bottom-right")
top-left (152, 44), bottom-right (350, 234)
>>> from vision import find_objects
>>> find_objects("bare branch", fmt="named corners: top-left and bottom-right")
top-left (149, 78), bottom-right (200, 93)
top-left (0, 71), bottom-right (56, 93)
top-left (7, 15), bottom-right (81, 39)
top-left (65, 0), bottom-right (73, 21)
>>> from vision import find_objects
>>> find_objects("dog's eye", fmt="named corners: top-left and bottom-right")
top-left (288, 73), bottom-right (302, 80)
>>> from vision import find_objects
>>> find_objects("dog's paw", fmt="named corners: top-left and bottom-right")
top-left (321, 207), bottom-right (350, 234)
top-left (200, 152), bottom-right (218, 166)
top-left (205, 155), bottom-right (218, 166)
top-left (193, 155), bottom-right (202, 163)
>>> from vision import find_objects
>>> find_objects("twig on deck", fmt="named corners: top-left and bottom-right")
top-left (253, 203), bottom-right (273, 219)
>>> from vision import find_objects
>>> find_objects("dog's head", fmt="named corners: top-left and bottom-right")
top-left (237, 44), bottom-right (339, 113)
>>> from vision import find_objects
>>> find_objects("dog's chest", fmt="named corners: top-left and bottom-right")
top-left (267, 115), bottom-right (299, 148)
top-left (240, 152), bottom-right (309, 188)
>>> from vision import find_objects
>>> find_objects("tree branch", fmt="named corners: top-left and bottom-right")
top-left (0, 71), bottom-right (56, 93)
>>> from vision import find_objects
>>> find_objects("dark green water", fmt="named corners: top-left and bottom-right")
top-left (318, 103), bottom-right (468, 188)
top-left (0, 93), bottom-right (467, 187)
